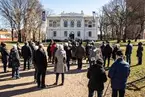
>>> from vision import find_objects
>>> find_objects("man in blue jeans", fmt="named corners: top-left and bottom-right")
top-left (108, 50), bottom-right (130, 97)
top-left (125, 40), bottom-right (133, 65)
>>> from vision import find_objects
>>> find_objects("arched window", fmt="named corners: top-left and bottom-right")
top-left (53, 21), bottom-right (57, 27)
top-left (70, 20), bottom-right (74, 27)
top-left (64, 20), bottom-right (68, 27)
top-left (88, 21), bottom-right (92, 28)
top-left (77, 21), bottom-right (81, 27)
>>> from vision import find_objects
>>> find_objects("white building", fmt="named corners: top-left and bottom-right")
top-left (46, 11), bottom-right (99, 41)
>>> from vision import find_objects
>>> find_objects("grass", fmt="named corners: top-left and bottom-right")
top-left (2, 42), bottom-right (145, 97)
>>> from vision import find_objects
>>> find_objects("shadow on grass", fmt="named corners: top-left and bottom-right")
top-left (127, 76), bottom-right (145, 91)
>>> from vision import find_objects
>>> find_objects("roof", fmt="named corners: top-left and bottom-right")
top-left (0, 31), bottom-right (11, 35)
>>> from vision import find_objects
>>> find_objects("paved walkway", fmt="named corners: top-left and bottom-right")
top-left (0, 62), bottom-right (111, 97)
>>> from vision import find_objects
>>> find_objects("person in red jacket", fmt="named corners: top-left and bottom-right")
top-left (51, 42), bottom-right (56, 64)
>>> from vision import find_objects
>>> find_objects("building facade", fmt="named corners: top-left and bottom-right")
top-left (46, 12), bottom-right (99, 41)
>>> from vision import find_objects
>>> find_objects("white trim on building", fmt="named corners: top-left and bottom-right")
top-left (46, 12), bottom-right (99, 41)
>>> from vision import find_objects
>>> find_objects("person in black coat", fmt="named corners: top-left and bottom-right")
top-left (112, 44), bottom-right (120, 61)
top-left (64, 43), bottom-right (72, 71)
top-left (9, 45), bottom-right (20, 79)
top-left (21, 42), bottom-right (32, 70)
top-left (1, 43), bottom-right (9, 73)
top-left (47, 42), bottom-right (52, 62)
top-left (136, 42), bottom-right (144, 65)
top-left (87, 57), bottom-right (107, 97)
top-left (125, 40), bottom-right (133, 65)
top-left (104, 41), bottom-right (113, 67)
top-left (35, 44), bottom-right (47, 88)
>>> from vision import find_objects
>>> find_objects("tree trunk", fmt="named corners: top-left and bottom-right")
top-left (18, 30), bottom-right (22, 42)
top-left (11, 29), bottom-right (14, 41)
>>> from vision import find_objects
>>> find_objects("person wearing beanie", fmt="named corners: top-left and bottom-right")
top-left (9, 45), bottom-right (20, 79)
top-left (87, 57), bottom-right (107, 97)
top-left (108, 50), bottom-right (130, 97)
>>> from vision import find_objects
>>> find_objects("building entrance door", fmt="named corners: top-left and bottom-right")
top-left (69, 32), bottom-right (75, 40)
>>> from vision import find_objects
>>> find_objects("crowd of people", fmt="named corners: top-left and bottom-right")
top-left (0, 40), bottom-right (144, 97)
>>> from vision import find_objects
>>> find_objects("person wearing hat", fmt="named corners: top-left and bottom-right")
top-left (136, 42), bottom-right (144, 65)
top-left (125, 40), bottom-right (133, 65)
top-left (1, 43), bottom-right (9, 73)
top-left (87, 57), bottom-right (107, 97)
top-left (9, 45), bottom-right (20, 79)
top-left (108, 50), bottom-right (130, 97)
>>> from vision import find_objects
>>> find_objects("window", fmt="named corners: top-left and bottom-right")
top-left (85, 24), bottom-right (88, 27)
top-left (70, 20), bottom-right (74, 27)
top-left (88, 21), bottom-right (92, 28)
top-left (64, 20), bottom-right (68, 27)
top-left (53, 21), bottom-right (57, 27)
top-left (93, 24), bottom-right (95, 27)
top-left (77, 31), bottom-right (81, 37)
top-left (53, 31), bottom-right (57, 37)
top-left (88, 31), bottom-right (92, 37)
top-left (49, 20), bottom-right (53, 22)
top-left (64, 31), bottom-right (68, 37)
top-left (77, 20), bottom-right (81, 27)
top-left (49, 23), bottom-right (52, 27)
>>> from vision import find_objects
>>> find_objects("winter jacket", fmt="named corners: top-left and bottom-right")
top-left (108, 58), bottom-right (130, 89)
top-left (100, 44), bottom-right (105, 56)
top-left (55, 49), bottom-right (68, 73)
top-left (1, 47), bottom-right (9, 64)
top-left (75, 45), bottom-right (85, 59)
top-left (87, 58), bottom-right (107, 90)
top-left (35, 49), bottom-right (47, 71)
top-left (104, 44), bottom-right (112, 57)
top-left (137, 46), bottom-right (143, 57)
top-left (125, 44), bottom-right (133, 55)
top-left (9, 48), bottom-right (20, 68)
top-left (21, 45), bottom-right (32, 59)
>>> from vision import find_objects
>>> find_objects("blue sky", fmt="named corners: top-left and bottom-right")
top-left (40, 0), bottom-right (111, 15)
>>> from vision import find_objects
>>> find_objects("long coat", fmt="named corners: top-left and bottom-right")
top-left (87, 58), bottom-right (107, 91)
top-left (35, 49), bottom-right (47, 71)
top-left (104, 44), bottom-right (112, 57)
top-left (21, 45), bottom-right (32, 59)
top-left (75, 45), bottom-right (85, 59)
top-left (108, 58), bottom-right (130, 89)
top-left (137, 45), bottom-right (143, 57)
top-left (9, 48), bottom-right (20, 68)
top-left (1, 47), bottom-right (9, 64)
top-left (55, 49), bottom-right (68, 73)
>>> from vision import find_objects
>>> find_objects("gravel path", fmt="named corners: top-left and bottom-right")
top-left (0, 62), bottom-right (112, 97)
